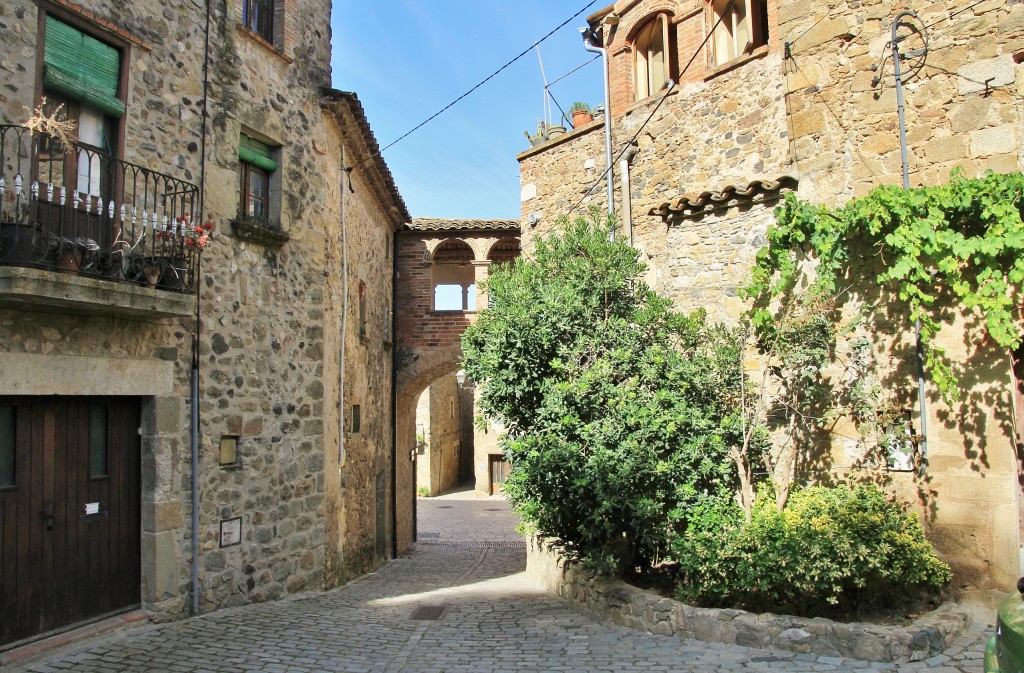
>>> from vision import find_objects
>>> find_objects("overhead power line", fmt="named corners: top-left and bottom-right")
top-left (350, 0), bottom-right (600, 171)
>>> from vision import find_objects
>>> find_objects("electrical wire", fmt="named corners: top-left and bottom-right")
top-left (786, 0), bottom-right (845, 49)
top-left (349, 0), bottom-right (600, 171)
top-left (547, 54), bottom-right (601, 88)
top-left (560, 80), bottom-right (677, 223)
top-left (922, 0), bottom-right (989, 31)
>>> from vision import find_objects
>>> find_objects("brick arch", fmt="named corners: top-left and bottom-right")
top-left (424, 237), bottom-right (477, 262)
top-left (616, 2), bottom-right (680, 49)
top-left (487, 237), bottom-right (521, 264)
top-left (396, 343), bottom-right (463, 411)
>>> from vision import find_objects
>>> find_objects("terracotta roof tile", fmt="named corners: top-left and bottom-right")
top-left (406, 218), bottom-right (520, 232)
top-left (649, 176), bottom-right (798, 221)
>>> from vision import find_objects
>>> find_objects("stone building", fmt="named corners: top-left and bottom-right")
top-left (0, 0), bottom-right (408, 648)
top-left (394, 218), bottom-right (519, 507)
top-left (518, 0), bottom-right (1024, 598)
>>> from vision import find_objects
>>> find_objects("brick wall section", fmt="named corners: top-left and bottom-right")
top-left (519, 0), bottom-right (1024, 595)
top-left (599, 0), bottom-right (781, 118)
top-left (395, 234), bottom-right (474, 353)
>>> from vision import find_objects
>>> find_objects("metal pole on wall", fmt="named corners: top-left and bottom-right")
top-left (581, 28), bottom-right (614, 221)
top-left (891, 10), bottom-right (929, 477)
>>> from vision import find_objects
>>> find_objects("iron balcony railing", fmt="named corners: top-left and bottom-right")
top-left (0, 124), bottom-right (201, 292)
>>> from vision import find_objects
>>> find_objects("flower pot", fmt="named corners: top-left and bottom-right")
top-left (0, 221), bottom-right (43, 265)
top-left (547, 125), bottom-right (566, 139)
top-left (157, 255), bottom-right (187, 291)
top-left (55, 249), bottom-right (83, 274)
top-left (572, 109), bottom-right (593, 127)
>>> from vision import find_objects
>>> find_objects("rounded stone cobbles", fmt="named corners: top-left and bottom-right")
top-left (7, 491), bottom-right (991, 673)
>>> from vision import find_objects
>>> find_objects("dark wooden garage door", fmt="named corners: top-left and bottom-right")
top-left (0, 396), bottom-right (141, 648)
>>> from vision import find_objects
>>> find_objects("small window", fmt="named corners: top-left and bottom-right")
top-left (238, 134), bottom-right (278, 221)
top-left (243, 0), bottom-right (275, 43)
top-left (634, 13), bottom-right (672, 100)
top-left (434, 284), bottom-right (476, 311)
top-left (219, 435), bottom-right (239, 466)
top-left (89, 404), bottom-right (108, 478)
top-left (359, 281), bottom-right (368, 338)
top-left (351, 404), bottom-right (361, 434)
top-left (0, 406), bottom-right (14, 488)
top-left (709, 0), bottom-right (769, 68)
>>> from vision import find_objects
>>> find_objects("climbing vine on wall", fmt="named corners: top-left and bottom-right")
top-left (742, 170), bottom-right (1024, 403)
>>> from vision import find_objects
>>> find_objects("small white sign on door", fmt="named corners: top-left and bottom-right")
top-left (84, 502), bottom-right (100, 515)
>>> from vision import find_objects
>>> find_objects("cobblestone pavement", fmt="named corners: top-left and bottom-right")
top-left (8, 484), bottom-right (993, 673)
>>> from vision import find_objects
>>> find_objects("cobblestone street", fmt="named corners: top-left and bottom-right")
top-left (7, 486), bottom-right (993, 673)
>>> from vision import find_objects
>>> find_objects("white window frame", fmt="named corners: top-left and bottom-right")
top-left (709, 0), bottom-right (768, 68)
top-left (633, 13), bottom-right (671, 101)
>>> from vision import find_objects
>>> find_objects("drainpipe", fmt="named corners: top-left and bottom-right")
top-left (191, 0), bottom-right (213, 618)
top-left (339, 148), bottom-right (349, 467)
top-left (891, 11), bottom-right (928, 477)
top-left (581, 27), bottom-right (614, 223)
top-left (390, 226), bottom-right (399, 557)
top-left (619, 142), bottom-right (639, 246)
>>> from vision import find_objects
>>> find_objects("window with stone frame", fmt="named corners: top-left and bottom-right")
top-left (238, 134), bottom-right (278, 222)
top-left (39, 13), bottom-right (126, 201)
top-left (708, 0), bottom-right (769, 68)
top-left (633, 13), bottom-right (674, 101)
top-left (243, 0), bottom-right (275, 44)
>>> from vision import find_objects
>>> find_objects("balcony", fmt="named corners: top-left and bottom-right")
top-left (0, 124), bottom-right (200, 318)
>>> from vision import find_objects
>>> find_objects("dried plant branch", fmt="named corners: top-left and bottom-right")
top-left (23, 98), bottom-right (78, 145)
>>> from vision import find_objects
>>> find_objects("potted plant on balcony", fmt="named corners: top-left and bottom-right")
top-left (524, 120), bottom-right (549, 147)
top-left (47, 235), bottom-right (99, 274)
top-left (570, 102), bottom-right (593, 128)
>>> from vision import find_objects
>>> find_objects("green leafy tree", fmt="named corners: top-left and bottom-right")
top-left (462, 213), bottom-right (743, 571)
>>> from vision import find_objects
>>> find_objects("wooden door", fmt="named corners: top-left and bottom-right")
top-left (0, 396), bottom-right (141, 648)
top-left (489, 455), bottom-right (510, 495)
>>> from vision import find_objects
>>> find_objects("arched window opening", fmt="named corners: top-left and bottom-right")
top-left (431, 239), bottom-right (476, 311)
top-left (634, 13), bottom-right (672, 101)
top-left (487, 238), bottom-right (521, 267)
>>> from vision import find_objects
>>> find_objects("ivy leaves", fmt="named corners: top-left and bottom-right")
top-left (743, 170), bottom-right (1024, 403)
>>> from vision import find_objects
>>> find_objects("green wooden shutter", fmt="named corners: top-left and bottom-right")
top-left (43, 16), bottom-right (125, 118)
top-left (239, 135), bottom-right (278, 171)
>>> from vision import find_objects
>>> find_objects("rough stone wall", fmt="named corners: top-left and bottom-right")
top-left (0, 0), bottom-right (402, 626)
top-left (414, 387), bottom-right (431, 491)
top-left (518, 0), bottom-right (1024, 593)
top-left (428, 375), bottom-right (461, 495)
top-left (472, 389), bottom-right (505, 499)
top-left (526, 537), bottom-right (970, 663)
top-left (519, 49), bottom-right (788, 323)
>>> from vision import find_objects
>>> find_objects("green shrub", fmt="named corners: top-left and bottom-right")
top-left (673, 483), bottom-right (951, 615)
top-left (462, 213), bottom-right (744, 572)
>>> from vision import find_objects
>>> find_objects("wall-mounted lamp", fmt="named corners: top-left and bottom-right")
top-left (528, 212), bottom-right (541, 227)
top-left (455, 370), bottom-right (466, 386)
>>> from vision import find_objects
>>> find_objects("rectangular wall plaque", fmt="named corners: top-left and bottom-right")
top-left (219, 517), bottom-right (242, 547)
top-left (84, 502), bottom-right (100, 515)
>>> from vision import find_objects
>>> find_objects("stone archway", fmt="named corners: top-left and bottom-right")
top-left (395, 344), bottom-right (464, 549)
top-left (394, 218), bottom-right (520, 551)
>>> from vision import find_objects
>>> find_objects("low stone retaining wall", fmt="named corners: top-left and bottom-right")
top-left (526, 537), bottom-right (970, 663)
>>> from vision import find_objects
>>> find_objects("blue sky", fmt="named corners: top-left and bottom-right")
top-left (330, 1), bottom-right (605, 220)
